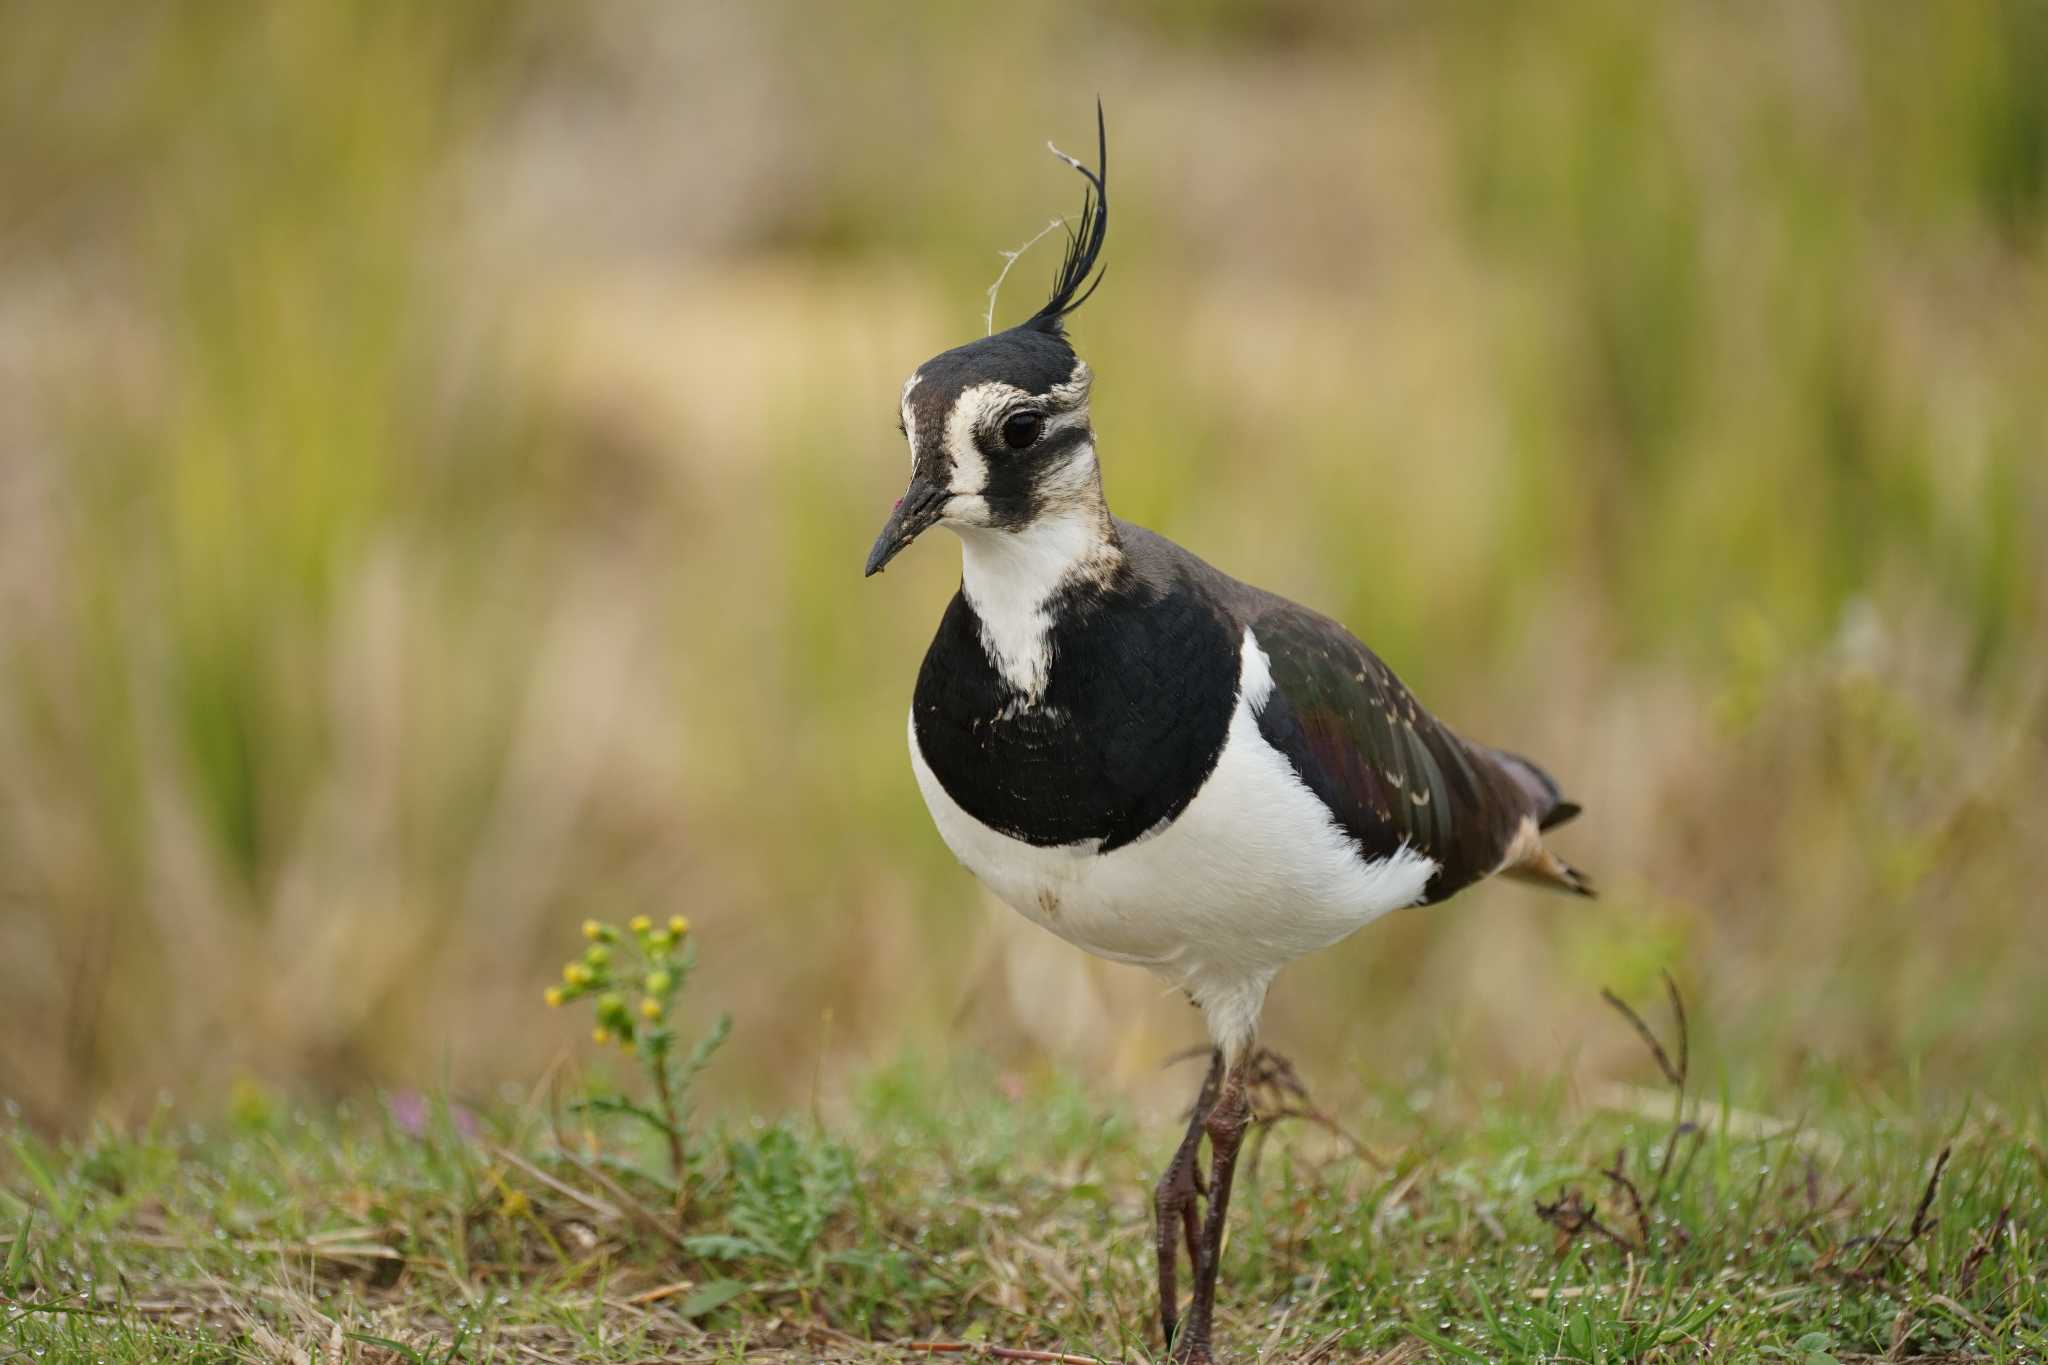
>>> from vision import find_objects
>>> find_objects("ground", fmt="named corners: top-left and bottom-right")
top-left (4, 1037), bottom-right (2042, 1365)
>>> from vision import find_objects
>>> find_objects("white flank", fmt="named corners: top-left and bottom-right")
top-left (910, 627), bottom-right (1438, 1061)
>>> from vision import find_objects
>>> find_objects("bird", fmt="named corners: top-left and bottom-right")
top-left (864, 107), bottom-right (1590, 1365)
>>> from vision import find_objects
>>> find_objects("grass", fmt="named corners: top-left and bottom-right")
top-left (3, 0), bottom-right (2047, 1129)
top-left (5, 1009), bottom-right (2043, 1364)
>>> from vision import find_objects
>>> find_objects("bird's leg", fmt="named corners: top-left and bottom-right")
top-left (1171, 1052), bottom-right (1253, 1365)
top-left (1154, 1048), bottom-right (1222, 1351)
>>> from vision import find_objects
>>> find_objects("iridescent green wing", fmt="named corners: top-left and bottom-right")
top-left (1249, 605), bottom-right (1533, 902)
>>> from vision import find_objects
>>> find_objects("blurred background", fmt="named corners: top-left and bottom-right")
top-left (2, 0), bottom-right (2044, 1131)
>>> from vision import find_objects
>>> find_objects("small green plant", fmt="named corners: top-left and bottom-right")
top-left (546, 914), bottom-right (730, 1211)
top-left (685, 1123), bottom-right (856, 1270)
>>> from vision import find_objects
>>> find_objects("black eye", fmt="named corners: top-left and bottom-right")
top-left (1000, 410), bottom-right (1044, 450)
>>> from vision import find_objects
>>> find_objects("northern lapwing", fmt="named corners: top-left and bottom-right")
top-left (865, 108), bottom-right (1590, 1365)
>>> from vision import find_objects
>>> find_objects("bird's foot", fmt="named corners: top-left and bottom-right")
top-left (1242, 1045), bottom-right (1310, 1114)
top-left (1243, 1046), bottom-right (1383, 1167)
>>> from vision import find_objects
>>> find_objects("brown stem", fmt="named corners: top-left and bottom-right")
top-left (1907, 1145), bottom-right (1951, 1247)
top-left (1599, 1147), bottom-right (1651, 1251)
top-left (649, 1047), bottom-right (688, 1217)
top-left (1600, 986), bottom-right (1682, 1088)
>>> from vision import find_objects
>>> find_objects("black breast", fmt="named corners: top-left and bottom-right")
top-left (911, 571), bottom-right (1239, 851)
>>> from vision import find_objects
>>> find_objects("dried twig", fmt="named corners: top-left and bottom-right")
top-left (1924, 1293), bottom-right (1996, 1341)
top-left (1600, 984), bottom-right (1682, 1089)
top-left (1830, 1142), bottom-right (1957, 1286)
top-left (903, 1343), bottom-right (1116, 1365)
top-left (623, 1280), bottom-right (697, 1306)
top-left (555, 1149), bottom-right (690, 1253)
top-left (1662, 969), bottom-right (1689, 1087)
top-left (1298, 1324), bottom-right (1352, 1365)
top-left (1596, 973), bottom-right (1697, 1241)
top-left (1540, 977), bottom-right (1709, 1262)
top-left (1849, 1218), bottom-right (1901, 1275)
top-left (1906, 1145), bottom-right (1951, 1247)
top-left (1534, 1188), bottom-right (1637, 1255)
top-left (1259, 1264), bottom-right (1330, 1362)
top-left (490, 1146), bottom-right (621, 1224)
top-left (1599, 1147), bottom-right (1652, 1251)
top-left (1956, 1204), bottom-right (2012, 1291)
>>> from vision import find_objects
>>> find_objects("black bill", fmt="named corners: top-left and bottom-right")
top-left (863, 476), bottom-right (949, 577)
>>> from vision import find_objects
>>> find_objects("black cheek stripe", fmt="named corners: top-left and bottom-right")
top-left (978, 426), bottom-right (1093, 529)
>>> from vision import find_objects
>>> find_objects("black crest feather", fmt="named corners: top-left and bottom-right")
top-left (1024, 101), bottom-right (1108, 337)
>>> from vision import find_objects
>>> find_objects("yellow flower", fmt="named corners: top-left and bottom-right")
top-left (668, 915), bottom-right (690, 937)
top-left (592, 1027), bottom-right (611, 1045)
top-left (647, 930), bottom-right (671, 951)
top-left (640, 996), bottom-right (663, 1020)
top-left (581, 919), bottom-right (603, 940)
top-left (628, 915), bottom-right (652, 934)
top-left (563, 962), bottom-right (592, 987)
top-left (499, 1189), bottom-right (530, 1219)
top-left (584, 944), bottom-right (610, 968)
top-left (644, 969), bottom-right (673, 995)
top-left (543, 987), bottom-right (564, 1008)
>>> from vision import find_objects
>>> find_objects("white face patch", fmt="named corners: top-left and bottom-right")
top-left (900, 371), bottom-right (923, 468)
top-left (1038, 359), bottom-right (1094, 442)
top-left (935, 363), bottom-right (1094, 525)
top-left (1048, 358), bottom-right (1092, 412)
top-left (1031, 442), bottom-right (1099, 516)
top-left (942, 380), bottom-right (1026, 500)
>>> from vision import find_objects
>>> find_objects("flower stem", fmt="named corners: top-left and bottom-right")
top-left (649, 1047), bottom-right (688, 1217)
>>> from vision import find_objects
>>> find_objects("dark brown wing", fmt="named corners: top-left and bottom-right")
top-left (1248, 604), bottom-right (1563, 903)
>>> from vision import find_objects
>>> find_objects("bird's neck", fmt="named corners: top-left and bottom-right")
top-left (952, 471), bottom-right (1121, 704)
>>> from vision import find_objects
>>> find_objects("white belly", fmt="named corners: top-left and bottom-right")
top-left (908, 629), bottom-right (1437, 1053)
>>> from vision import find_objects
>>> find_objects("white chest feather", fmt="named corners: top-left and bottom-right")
top-left (950, 456), bottom-right (1116, 703)
top-left (909, 627), bottom-right (1437, 1055)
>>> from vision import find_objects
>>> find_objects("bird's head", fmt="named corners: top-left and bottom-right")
top-left (865, 107), bottom-right (1110, 578)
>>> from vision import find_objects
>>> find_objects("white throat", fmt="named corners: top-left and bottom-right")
top-left (953, 499), bottom-right (1118, 705)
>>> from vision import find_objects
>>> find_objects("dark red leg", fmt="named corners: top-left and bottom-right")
top-left (1171, 1055), bottom-right (1252, 1365)
top-left (1154, 1049), bottom-right (1222, 1351)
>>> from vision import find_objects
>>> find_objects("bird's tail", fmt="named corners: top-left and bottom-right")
top-left (1492, 748), bottom-right (1583, 831)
